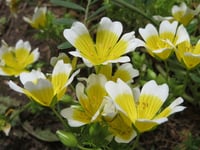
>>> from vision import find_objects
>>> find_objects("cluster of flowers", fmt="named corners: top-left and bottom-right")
top-left (1, 1), bottom-right (200, 145)
top-left (1, 16), bottom-right (186, 143)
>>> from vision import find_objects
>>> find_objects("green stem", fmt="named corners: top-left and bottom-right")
top-left (182, 93), bottom-right (194, 103)
top-left (78, 145), bottom-right (97, 150)
top-left (132, 133), bottom-right (140, 150)
top-left (131, 124), bottom-right (141, 149)
top-left (84, 0), bottom-right (92, 25)
top-left (182, 70), bottom-right (190, 93)
top-left (112, 0), bottom-right (158, 26)
top-left (156, 64), bottom-right (167, 77)
top-left (95, 65), bottom-right (102, 74)
top-left (164, 60), bottom-right (169, 82)
top-left (181, 70), bottom-right (190, 103)
top-left (51, 107), bottom-right (69, 130)
top-left (9, 102), bottom-right (32, 121)
top-left (77, 63), bottom-right (86, 70)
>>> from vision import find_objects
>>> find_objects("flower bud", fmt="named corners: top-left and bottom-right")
top-left (56, 130), bottom-right (78, 147)
top-left (147, 69), bottom-right (157, 79)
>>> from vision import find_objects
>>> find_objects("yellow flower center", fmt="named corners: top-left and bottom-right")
top-left (51, 73), bottom-right (69, 99)
top-left (115, 93), bottom-right (137, 123)
top-left (75, 30), bottom-right (128, 65)
top-left (1, 48), bottom-right (34, 75)
top-left (137, 94), bottom-right (163, 120)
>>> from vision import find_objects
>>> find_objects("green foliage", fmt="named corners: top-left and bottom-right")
top-left (56, 130), bottom-right (78, 147)
top-left (76, 123), bottom-right (111, 149)
top-left (0, 17), bottom-right (6, 35)
top-left (50, 0), bottom-right (85, 12)
top-left (23, 121), bottom-right (59, 142)
top-left (107, 0), bottom-right (195, 31)
top-left (175, 133), bottom-right (200, 150)
top-left (0, 96), bottom-right (20, 115)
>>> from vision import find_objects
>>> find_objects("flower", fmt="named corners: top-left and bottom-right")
top-left (61, 73), bottom-right (137, 143)
top-left (138, 20), bottom-right (189, 60)
top-left (50, 52), bottom-right (77, 70)
top-left (8, 60), bottom-right (79, 107)
top-left (101, 97), bottom-right (137, 143)
top-left (0, 39), bottom-right (39, 76)
top-left (175, 40), bottom-right (200, 69)
top-left (6, 0), bottom-right (20, 17)
top-left (61, 74), bottom-right (107, 126)
top-left (98, 63), bottom-right (139, 83)
top-left (105, 79), bottom-right (185, 133)
top-left (23, 6), bottom-right (47, 29)
top-left (153, 2), bottom-right (200, 26)
top-left (56, 130), bottom-right (78, 147)
top-left (63, 17), bottom-right (143, 67)
top-left (50, 53), bottom-right (71, 66)
top-left (0, 119), bottom-right (11, 136)
top-left (171, 2), bottom-right (200, 26)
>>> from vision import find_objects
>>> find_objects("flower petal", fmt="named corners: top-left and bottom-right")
top-left (183, 52), bottom-right (200, 69)
top-left (108, 113), bottom-right (137, 143)
top-left (155, 97), bottom-right (185, 118)
top-left (103, 56), bottom-right (130, 65)
top-left (139, 23), bottom-right (158, 41)
top-left (24, 79), bottom-right (54, 106)
top-left (135, 118), bottom-right (168, 133)
top-left (20, 70), bottom-right (46, 85)
top-left (140, 80), bottom-right (169, 102)
top-left (105, 79), bottom-right (137, 122)
top-left (137, 80), bottom-right (169, 119)
top-left (15, 40), bottom-right (31, 52)
top-left (31, 48), bottom-right (40, 62)
top-left (65, 69), bottom-right (80, 86)
top-left (63, 21), bottom-right (89, 46)
top-left (112, 63), bottom-right (139, 83)
top-left (61, 107), bottom-right (89, 127)
top-left (175, 25), bottom-right (190, 45)
top-left (159, 21), bottom-right (178, 36)
top-left (7, 80), bottom-right (24, 93)
top-left (98, 17), bottom-right (122, 37)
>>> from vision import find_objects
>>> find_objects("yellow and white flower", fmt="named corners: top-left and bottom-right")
top-left (6, 0), bottom-right (20, 17)
top-left (171, 2), bottom-right (200, 26)
top-left (139, 20), bottom-right (189, 60)
top-left (50, 52), bottom-right (77, 70)
top-left (0, 39), bottom-right (39, 76)
top-left (8, 60), bottom-right (79, 107)
top-left (98, 63), bottom-right (139, 83)
top-left (105, 79), bottom-right (185, 133)
top-left (153, 2), bottom-right (200, 26)
top-left (23, 6), bottom-right (47, 29)
top-left (61, 74), bottom-right (107, 126)
top-left (63, 17), bottom-right (143, 66)
top-left (101, 97), bottom-right (137, 143)
top-left (0, 119), bottom-right (11, 136)
top-left (175, 39), bottom-right (200, 69)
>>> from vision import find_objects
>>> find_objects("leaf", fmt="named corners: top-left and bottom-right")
top-left (0, 96), bottom-right (20, 114)
top-left (57, 41), bottom-right (73, 49)
top-left (53, 18), bottom-right (75, 26)
top-left (90, 0), bottom-right (99, 5)
top-left (22, 121), bottom-right (59, 142)
top-left (189, 73), bottom-right (200, 84)
top-left (50, 0), bottom-right (85, 12)
top-left (60, 94), bottom-right (73, 103)
top-left (88, 5), bottom-right (109, 21)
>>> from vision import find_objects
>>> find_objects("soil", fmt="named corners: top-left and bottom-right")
top-left (0, 1), bottom-right (200, 150)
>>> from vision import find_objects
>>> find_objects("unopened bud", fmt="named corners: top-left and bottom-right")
top-left (56, 130), bottom-right (78, 147)
top-left (147, 69), bottom-right (157, 79)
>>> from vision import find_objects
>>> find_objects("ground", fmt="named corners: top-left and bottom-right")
top-left (0, 1), bottom-right (200, 150)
